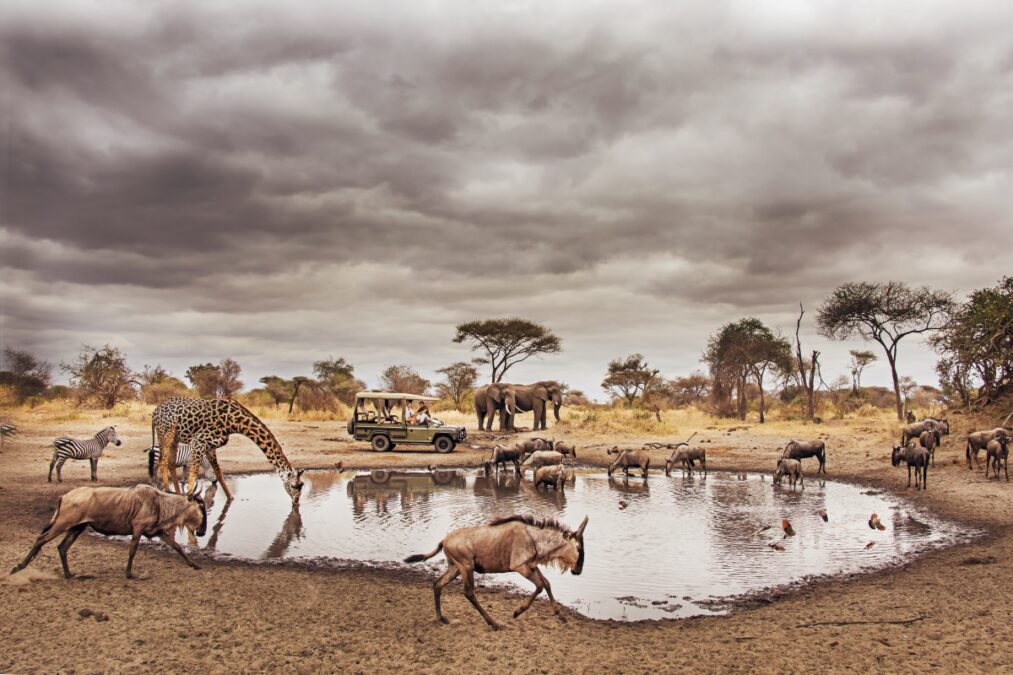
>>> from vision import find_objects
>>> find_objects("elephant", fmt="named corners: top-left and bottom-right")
top-left (473, 383), bottom-right (518, 432)
top-left (504, 381), bottom-right (564, 432)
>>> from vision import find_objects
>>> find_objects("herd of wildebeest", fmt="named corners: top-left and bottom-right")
top-left (4, 404), bottom-right (1012, 630)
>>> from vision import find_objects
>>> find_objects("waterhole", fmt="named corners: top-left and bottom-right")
top-left (189, 469), bottom-right (969, 620)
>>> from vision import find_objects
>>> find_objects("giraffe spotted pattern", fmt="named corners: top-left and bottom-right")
top-left (151, 397), bottom-right (303, 505)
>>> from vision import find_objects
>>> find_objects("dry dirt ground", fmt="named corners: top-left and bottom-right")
top-left (1, 408), bottom-right (1011, 673)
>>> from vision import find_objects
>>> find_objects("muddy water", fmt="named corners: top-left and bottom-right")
top-left (190, 469), bottom-right (969, 620)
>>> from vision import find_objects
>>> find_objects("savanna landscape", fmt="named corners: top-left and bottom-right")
top-left (5, 2), bottom-right (1013, 673)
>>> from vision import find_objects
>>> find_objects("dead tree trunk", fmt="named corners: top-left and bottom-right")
top-left (796, 303), bottom-right (820, 420)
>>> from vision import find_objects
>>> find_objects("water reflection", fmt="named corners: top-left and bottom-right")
top-left (190, 469), bottom-right (971, 621)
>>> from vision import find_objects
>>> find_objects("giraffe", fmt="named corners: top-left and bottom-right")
top-left (151, 397), bottom-right (304, 505)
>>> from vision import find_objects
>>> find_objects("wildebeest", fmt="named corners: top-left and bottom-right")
top-left (484, 444), bottom-right (525, 474)
top-left (901, 419), bottom-right (942, 445)
top-left (664, 444), bottom-right (706, 477)
top-left (607, 447), bottom-right (650, 478)
top-left (782, 440), bottom-right (826, 474)
top-left (892, 442), bottom-right (929, 490)
top-left (919, 430), bottom-right (940, 467)
top-left (11, 484), bottom-right (207, 579)
top-left (533, 464), bottom-right (571, 490)
top-left (520, 450), bottom-right (566, 475)
top-left (985, 436), bottom-right (1009, 481)
top-left (925, 417), bottom-right (950, 435)
top-left (404, 514), bottom-right (589, 630)
top-left (554, 441), bottom-right (577, 459)
top-left (966, 428), bottom-right (1011, 469)
top-left (773, 458), bottom-right (803, 489)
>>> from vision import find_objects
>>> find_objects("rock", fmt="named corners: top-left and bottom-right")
top-left (78, 608), bottom-right (94, 618)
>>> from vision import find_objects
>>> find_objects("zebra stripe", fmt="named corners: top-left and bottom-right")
top-left (49, 426), bottom-right (120, 482)
top-left (147, 443), bottom-right (215, 480)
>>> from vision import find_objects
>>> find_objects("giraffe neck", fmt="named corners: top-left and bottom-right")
top-left (228, 406), bottom-right (295, 479)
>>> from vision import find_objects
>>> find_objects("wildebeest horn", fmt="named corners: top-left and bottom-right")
top-left (576, 515), bottom-right (588, 537)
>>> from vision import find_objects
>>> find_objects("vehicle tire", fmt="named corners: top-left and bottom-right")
top-left (371, 435), bottom-right (392, 452)
top-left (370, 469), bottom-right (391, 484)
top-left (434, 436), bottom-right (455, 454)
top-left (431, 469), bottom-right (456, 485)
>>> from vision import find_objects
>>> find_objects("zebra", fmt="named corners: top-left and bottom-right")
top-left (49, 426), bottom-right (121, 482)
top-left (146, 443), bottom-right (215, 482)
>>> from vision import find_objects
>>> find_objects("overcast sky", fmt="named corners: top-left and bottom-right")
top-left (2, 0), bottom-right (1012, 400)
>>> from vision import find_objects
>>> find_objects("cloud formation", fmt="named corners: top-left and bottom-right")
top-left (3, 0), bottom-right (1013, 396)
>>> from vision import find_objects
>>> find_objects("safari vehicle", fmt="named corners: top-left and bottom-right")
top-left (347, 392), bottom-right (467, 453)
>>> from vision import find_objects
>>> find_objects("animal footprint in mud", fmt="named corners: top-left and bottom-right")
top-left (768, 543), bottom-right (785, 552)
top-left (817, 508), bottom-right (828, 523)
top-left (868, 513), bottom-right (886, 531)
top-left (618, 500), bottom-right (629, 510)
top-left (782, 519), bottom-right (795, 538)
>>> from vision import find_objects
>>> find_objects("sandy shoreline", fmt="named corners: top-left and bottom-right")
top-left (2, 410), bottom-right (1012, 672)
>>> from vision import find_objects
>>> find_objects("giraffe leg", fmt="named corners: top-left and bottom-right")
top-left (158, 428), bottom-right (181, 493)
top-left (208, 449), bottom-right (232, 500)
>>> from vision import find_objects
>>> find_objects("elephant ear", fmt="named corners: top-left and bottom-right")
top-left (489, 386), bottom-right (504, 403)
top-left (533, 384), bottom-right (549, 400)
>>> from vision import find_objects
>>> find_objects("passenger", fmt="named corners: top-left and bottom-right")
top-left (416, 402), bottom-right (432, 426)
top-left (405, 401), bottom-right (415, 424)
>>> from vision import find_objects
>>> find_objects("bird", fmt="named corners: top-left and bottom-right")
top-left (768, 542), bottom-right (785, 552)
top-left (865, 542), bottom-right (876, 550)
top-left (618, 500), bottom-right (629, 510)
top-left (782, 519), bottom-right (796, 538)
top-left (753, 525), bottom-right (773, 537)
top-left (868, 513), bottom-right (886, 531)
top-left (817, 508), bottom-right (828, 522)
top-left (334, 461), bottom-right (344, 473)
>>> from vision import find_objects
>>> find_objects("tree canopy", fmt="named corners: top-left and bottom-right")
top-left (602, 354), bottom-right (659, 407)
top-left (62, 345), bottom-right (138, 408)
top-left (817, 281), bottom-right (953, 419)
top-left (703, 317), bottom-right (792, 421)
top-left (931, 276), bottom-right (1013, 405)
top-left (380, 364), bottom-right (430, 395)
top-left (435, 362), bottom-right (479, 410)
top-left (453, 318), bottom-right (561, 383)
top-left (0, 347), bottom-right (52, 403)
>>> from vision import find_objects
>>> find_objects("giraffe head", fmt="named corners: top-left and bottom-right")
top-left (285, 469), bottom-right (305, 505)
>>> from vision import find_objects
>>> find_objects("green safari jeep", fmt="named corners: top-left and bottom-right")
top-left (347, 392), bottom-right (467, 453)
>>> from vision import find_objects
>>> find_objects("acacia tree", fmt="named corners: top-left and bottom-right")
top-left (817, 282), bottom-right (953, 420)
top-left (313, 357), bottom-right (364, 405)
top-left (704, 318), bottom-right (791, 422)
top-left (217, 358), bottom-right (244, 397)
top-left (848, 350), bottom-right (877, 392)
top-left (667, 373), bottom-right (711, 407)
top-left (0, 347), bottom-right (52, 402)
top-left (435, 362), bottom-right (479, 410)
top-left (62, 345), bottom-right (138, 408)
top-left (453, 318), bottom-right (562, 383)
top-left (930, 276), bottom-right (1013, 406)
top-left (602, 354), bottom-right (659, 407)
top-left (186, 363), bottom-right (220, 398)
top-left (380, 365), bottom-right (430, 395)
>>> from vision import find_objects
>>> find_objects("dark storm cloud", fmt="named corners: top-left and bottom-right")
top-left (4, 1), bottom-right (1013, 395)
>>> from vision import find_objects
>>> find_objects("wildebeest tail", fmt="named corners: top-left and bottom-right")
top-left (40, 495), bottom-right (64, 537)
top-left (404, 541), bottom-right (443, 563)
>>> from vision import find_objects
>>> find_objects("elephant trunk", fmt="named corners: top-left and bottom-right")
top-left (553, 402), bottom-right (562, 422)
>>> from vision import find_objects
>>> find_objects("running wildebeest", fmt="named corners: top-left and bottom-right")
top-left (892, 442), bottom-right (929, 490)
top-left (782, 440), bottom-right (826, 475)
top-left (773, 458), bottom-right (803, 489)
top-left (607, 447), bottom-right (650, 478)
top-left (985, 436), bottom-right (1009, 481)
top-left (11, 484), bottom-right (207, 579)
top-left (966, 428), bottom-right (1011, 469)
top-left (404, 514), bottom-right (589, 630)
